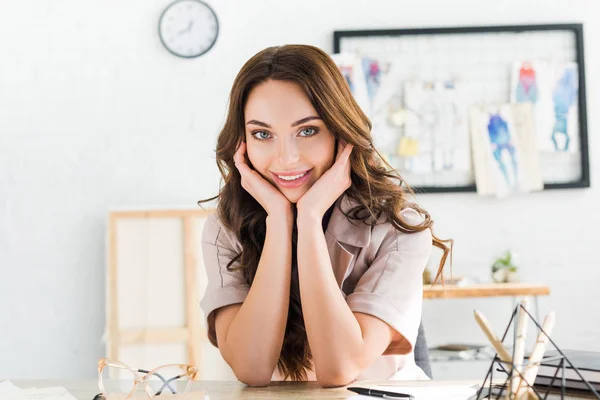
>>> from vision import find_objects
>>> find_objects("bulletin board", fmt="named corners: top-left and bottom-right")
top-left (333, 24), bottom-right (589, 194)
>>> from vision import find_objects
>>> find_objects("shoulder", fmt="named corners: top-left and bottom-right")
top-left (398, 207), bottom-right (427, 227)
top-left (201, 213), bottom-right (241, 252)
top-left (372, 207), bottom-right (432, 254)
top-left (398, 208), bottom-right (432, 251)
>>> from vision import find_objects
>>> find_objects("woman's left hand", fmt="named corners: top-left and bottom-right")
top-left (296, 141), bottom-right (353, 220)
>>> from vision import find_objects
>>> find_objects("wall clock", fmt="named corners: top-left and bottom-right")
top-left (158, 0), bottom-right (219, 58)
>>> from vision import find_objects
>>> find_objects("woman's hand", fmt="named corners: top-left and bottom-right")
top-left (296, 141), bottom-right (353, 220)
top-left (234, 141), bottom-right (292, 218)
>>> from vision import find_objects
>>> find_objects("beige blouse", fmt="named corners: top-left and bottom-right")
top-left (199, 194), bottom-right (432, 381)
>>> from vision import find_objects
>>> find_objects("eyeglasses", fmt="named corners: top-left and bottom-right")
top-left (95, 358), bottom-right (199, 399)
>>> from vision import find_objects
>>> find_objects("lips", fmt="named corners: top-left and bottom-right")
top-left (270, 169), bottom-right (312, 189)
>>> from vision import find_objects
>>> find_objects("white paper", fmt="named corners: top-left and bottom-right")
top-left (0, 381), bottom-right (77, 400)
top-left (0, 381), bottom-right (23, 396)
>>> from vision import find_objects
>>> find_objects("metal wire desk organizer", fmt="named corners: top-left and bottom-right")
top-left (474, 300), bottom-right (600, 399)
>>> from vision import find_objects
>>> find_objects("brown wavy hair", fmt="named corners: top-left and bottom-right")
top-left (199, 44), bottom-right (452, 381)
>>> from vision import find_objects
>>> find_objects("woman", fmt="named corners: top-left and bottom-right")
top-left (199, 44), bottom-right (451, 387)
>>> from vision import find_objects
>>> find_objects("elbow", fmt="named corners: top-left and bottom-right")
top-left (316, 367), bottom-right (358, 388)
top-left (232, 364), bottom-right (273, 387)
top-left (238, 376), bottom-right (271, 387)
top-left (222, 349), bottom-right (274, 387)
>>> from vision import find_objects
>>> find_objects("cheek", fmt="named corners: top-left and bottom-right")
top-left (246, 140), bottom-right (271, 172)
top-left (314, 148), bottom-right (335, 170)
top-left (301, 136), bottom-right (335, 169)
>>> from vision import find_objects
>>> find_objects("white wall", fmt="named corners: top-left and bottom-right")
top-left (1, 0), bottom-right (598, 379)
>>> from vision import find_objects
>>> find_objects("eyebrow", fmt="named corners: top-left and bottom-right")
top-left (245, 116), bottom-right (321, 128)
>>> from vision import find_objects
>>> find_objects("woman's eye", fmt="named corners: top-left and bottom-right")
top-left (252, 131), bottom-right (271, 140)
top-left (299, 127), bottom-right (318, 137)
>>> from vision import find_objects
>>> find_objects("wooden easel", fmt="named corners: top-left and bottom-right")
top-left (106, 208), bottom-right (214, 378)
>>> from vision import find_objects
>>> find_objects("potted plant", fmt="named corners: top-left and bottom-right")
top-left (492, 250), bottom-right (519, 283)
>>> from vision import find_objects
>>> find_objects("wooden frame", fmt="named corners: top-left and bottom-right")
top-left (106, 208), bottom-right (214, 378)
top-left (333, 23), bottom-right (590, 193)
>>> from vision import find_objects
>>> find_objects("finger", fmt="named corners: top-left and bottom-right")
top-left (340, 143), bottom-right (353, 163)
top-left (236, 161), bottom-right (257, 193)
top-left (335, 139), bottom-right (345, 162)
top-left (234, 153), bottom-right (265, 185)
top-left (343, 145), bottom-right (353, 185)
top-left (233, 141), bottom-right (246, 163)
top-left (233, 143), bottom-right (252, 174)
top-left (235, 156), bottom-right (255, 178)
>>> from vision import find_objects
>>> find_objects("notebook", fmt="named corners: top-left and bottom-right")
top-left (528, 349), bottom-right (600, 397)
top-left (536, 350), bottom-right (600, 384)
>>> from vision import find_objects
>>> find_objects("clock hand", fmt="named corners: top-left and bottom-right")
top-left (177, 21), bottom-right (194, 35)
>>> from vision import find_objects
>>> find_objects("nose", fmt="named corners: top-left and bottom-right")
top-left (278, 136), bottom-right (300, 165)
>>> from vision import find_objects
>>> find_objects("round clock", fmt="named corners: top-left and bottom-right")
top-left (158, 0), bottom-right (219, 58)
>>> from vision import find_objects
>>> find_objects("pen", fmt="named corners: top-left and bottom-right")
top-left (347, 387), bottom-right (414, 399)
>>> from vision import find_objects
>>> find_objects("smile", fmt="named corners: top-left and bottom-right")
top-left (270, 169), bottom-right (312, 188)
top-left (277, 172), bottom-right (308, 181)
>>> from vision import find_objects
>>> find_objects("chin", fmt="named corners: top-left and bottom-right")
top-left (283, 193), bottom-right (302, 204)
top-left (281, 189), bottom-right (307, 204)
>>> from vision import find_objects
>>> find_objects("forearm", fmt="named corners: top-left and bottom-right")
top-left (221, 214), bottom-right (293, 378)
top-left (297, 213), bottom-right (365, 384)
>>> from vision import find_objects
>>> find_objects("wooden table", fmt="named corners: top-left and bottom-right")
top-left (10, 379), bottom-right (590, 399)
top-left (11, 380), bottom-right (480, 399)
top-left (423, 282), bottom-right (550, 321)
top-left (423, 282), bottom-right (550, 299)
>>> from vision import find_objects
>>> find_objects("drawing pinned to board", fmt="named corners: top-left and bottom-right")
top-left (362, 57), bottom-right (383, 103)
top-left (330, 52), bottom-right (371, 117)
top-left (359, 55), bottom-right (396, 117)
top-left (398, 80), bottom-right (473, 188)
top-left (511, 61), bottom-right (579, 153)
top-left (515, 62), bottom-right (539, 103)
top-left (552, 66), bottom-right (578, 151)
top-left (487, 114), bottom-right (518, 187)
top-left (470, 103), bottom-right (543, 198)
top-left (511, 61), bottom-right (580, 184)
top-left (333, 53), bottom-right (401, 155)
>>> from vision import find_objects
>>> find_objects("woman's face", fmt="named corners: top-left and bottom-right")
top-left (244, 79), bottom-right (336, 203)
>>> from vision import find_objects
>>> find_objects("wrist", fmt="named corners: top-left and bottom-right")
top-left (266, 209), bottom-right (294, 230)
top-left (266, 201), bottom-right (293, 218)
top-left (296, 200), bottom-right (323, 220)
top-left (296, 209), bottom-right (323, 230)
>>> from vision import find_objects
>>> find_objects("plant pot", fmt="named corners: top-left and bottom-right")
top-left (492, 268), bottom-right (518, 283)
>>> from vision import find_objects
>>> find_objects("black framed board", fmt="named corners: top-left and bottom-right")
top-left (333, 24), bottom-right (589, 194)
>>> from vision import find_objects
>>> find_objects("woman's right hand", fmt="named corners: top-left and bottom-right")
top-left (234, 141), bottom-right (292, 218)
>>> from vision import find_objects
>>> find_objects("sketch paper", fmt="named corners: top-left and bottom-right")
top-left (470, 103), bottom-right (543, 197)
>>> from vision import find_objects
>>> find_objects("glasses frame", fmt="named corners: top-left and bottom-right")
top-left (97, 358), bottom-right (199, 399)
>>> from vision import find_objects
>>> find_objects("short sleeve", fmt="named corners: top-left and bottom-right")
top-left (199, 214), bottom-right (250, 347)
top-left (345, 208), bottom-right (432, 355)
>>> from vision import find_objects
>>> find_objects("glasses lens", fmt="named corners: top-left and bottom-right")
top-left (100, 364), bottom-right (136, 397)
top-left (144, 365), bottom-right (191, 397)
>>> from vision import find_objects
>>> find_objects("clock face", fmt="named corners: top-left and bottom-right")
top-left (158, 0), bottom-right (219, 58)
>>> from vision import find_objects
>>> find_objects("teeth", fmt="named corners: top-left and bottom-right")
top-left (277, 172), bottom-right (307, 181)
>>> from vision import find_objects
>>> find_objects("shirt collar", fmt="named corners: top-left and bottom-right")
top-left (325, 194), bottom-right (372, 248)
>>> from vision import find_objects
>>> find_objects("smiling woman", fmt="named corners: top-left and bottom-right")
top-left (198, 44), bottom-right (452, 387)
top-left (243, 80), bottom-right (336, 203)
